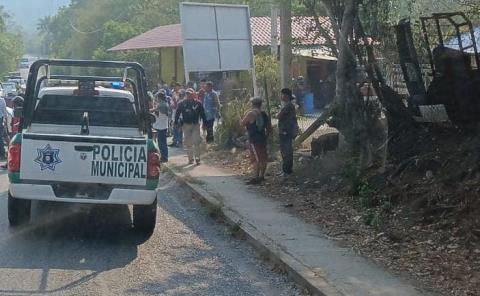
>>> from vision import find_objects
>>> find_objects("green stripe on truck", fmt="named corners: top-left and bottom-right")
top-left (10, 133), bottom-right (22, 145)
top-left (8, 172), bottom-right (20, 184)
top-left (147, 139), bottom-right (160, 189)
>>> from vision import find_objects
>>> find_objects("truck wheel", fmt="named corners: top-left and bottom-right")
top-left (133, 199), bottom-right (157, 236)
top-left (8, 193), bottom-right (31, 226)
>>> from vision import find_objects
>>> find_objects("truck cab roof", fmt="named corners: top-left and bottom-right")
top-left (38, 86), bottom-right (135, 102)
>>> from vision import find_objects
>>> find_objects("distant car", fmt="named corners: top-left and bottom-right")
top-left (7, 78), bottom-right (25, 89)
top-left (2, 82), bottom-right (18, 107)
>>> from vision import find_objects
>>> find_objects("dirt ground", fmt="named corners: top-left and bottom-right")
top-left (204, 128), bottom-right (480, 296)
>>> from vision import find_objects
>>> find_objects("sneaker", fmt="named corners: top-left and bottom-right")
top-left (195, 158), bottom-right (201, 165)
top-left (188, 159), bottom-right (194, 165)
top-left (168, 143), bottom-right (178, 147)
top-left (160, 159), bottom-right (168, 163)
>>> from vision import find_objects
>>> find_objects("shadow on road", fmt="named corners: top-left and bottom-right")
top-left (0, 198), bottom-right (143, 294)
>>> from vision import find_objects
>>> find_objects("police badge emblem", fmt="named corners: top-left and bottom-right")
top-left (34, 144), bottom-right (62, 171)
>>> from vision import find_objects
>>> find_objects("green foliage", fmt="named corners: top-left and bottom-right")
top-left (352, 179), bottom-right (394, 230)
top-left (0, 33), bottom-right (23, 77)
top-left (0, 7), bottom-right (23, 77)
top-left (358, 181), bottom-right (375, 209)
top-left (215, 98), bottom-right (250, 148)
top-left (255, 53), bottom-right (281, 103)
top-left (37, 0), bottom-right (274, 87)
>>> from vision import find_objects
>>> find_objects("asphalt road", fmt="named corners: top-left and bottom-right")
top-left (0, 171), bottom-right (301, 296)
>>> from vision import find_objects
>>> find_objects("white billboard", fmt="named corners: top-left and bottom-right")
top-left (180, 2), bottom-right (254, 73)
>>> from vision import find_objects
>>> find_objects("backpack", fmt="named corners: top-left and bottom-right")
top-left (255, 110), bottom-right (265, 132)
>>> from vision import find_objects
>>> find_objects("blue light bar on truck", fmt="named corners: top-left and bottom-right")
top-left (111, 81), bottom-right (125, 89)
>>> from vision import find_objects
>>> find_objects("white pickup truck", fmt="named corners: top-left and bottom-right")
top-left (7, 60), bottom-right (160, 234)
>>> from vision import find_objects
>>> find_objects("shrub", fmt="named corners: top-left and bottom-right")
top-left (215, 98), bottom-right (249, 148)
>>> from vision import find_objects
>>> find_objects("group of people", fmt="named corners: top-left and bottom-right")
top-left (150, 79), bottom-right (299, 185)
top-left (149, 79), bottom-right (221, 165)
top-left (241, 88), bottom-right (298, 185)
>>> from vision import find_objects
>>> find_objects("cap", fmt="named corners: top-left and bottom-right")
top-left (186, 88), bottom-right (195, 94)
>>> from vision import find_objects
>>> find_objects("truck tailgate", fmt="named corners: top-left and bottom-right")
top-left (20, 133), bottom-right (148, 186)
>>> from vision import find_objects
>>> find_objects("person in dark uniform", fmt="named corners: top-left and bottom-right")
top-left (277, 88), bottom-right (299, 176)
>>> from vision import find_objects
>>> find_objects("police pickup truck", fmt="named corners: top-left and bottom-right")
top-left (7, 60), bottom-right (160, 234)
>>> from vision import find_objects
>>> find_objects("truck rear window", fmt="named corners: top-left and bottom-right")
top-left (32, 95), bottom-right (139, 128)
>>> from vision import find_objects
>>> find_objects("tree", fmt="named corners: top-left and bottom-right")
top-left (0, 6), bottom-right (23, 77)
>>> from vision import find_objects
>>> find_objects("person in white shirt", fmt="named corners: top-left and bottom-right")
top-left (151, 90), bottom-right (171, 162)
top-left (0, 97), bottom-right (7, 160)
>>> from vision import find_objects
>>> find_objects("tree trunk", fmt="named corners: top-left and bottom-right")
top-left (332, 0), bottom-right (372, 169)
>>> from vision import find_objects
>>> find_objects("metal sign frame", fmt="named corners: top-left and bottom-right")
top-left (180, 2), bottom-right (256, 93)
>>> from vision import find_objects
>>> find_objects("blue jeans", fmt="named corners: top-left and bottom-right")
top-left (173, 125), bottom-right (183, 145)
top-left (156, 129), bottom-right (168, 161)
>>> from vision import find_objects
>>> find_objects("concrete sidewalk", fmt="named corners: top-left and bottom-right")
top-left (165, 151), bottom-right (432, 296)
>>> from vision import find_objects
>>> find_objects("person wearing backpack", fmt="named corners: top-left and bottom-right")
top-left (277, 88), bottom-right (299, 176)
top-left (241, 97), bottom-right (272, 184)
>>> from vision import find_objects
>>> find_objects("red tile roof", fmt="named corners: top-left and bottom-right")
top-left (251, 16), bottom-right (333, 47)
top-left (109, 16), bottom-right (333, 51)
top-left (110, 24), bottom-right (182, 51)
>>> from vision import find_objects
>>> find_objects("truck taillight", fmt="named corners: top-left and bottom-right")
top-left (8, 144), bottom-right (21, 172)
top-left (148, 151), bottom-right (160, 179)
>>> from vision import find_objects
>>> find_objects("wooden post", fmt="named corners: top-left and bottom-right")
top-left (279, 0), bottom-right (292, 88)
top-left (174, 47), bottom-right (178, 82)
top-left (264, 75), bottom-right (272, 118)
top-left (158, 49), bottom-right (162, 83)
top-left (271, 3), bottom-right (279, 56)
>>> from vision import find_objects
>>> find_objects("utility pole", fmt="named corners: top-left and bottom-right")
top-left (279, 0), bottom-right (292, 88)
top-left (270, 3), bottom-right (279, 56)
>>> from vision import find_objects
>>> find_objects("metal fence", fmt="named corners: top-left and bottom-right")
top-left (380, 63), bottom-right (433, 95)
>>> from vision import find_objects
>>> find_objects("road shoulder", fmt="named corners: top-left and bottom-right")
top-left (165, 154), bottom-right (431, 296)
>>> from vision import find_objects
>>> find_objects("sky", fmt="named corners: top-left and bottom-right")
top-left (0, 0), bottom-right (70, 31)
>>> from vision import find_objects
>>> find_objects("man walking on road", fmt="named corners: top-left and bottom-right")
top-left (175, 88), bottom-right (206, 165)
top-left (203, 81), bottom-right (221, 144)
top-left (241, 97), bottom-right (272, 185)
top-left (277, 88), bottom-right (298, 176)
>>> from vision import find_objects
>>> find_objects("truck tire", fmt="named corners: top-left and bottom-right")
top-left (133, 198), bottom-right (157, 236)
top-left (8, 193), bottom-right (31, 226)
